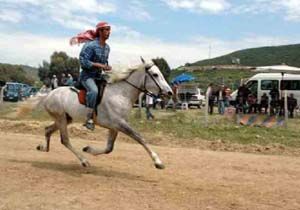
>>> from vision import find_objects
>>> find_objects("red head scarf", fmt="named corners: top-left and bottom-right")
top-left (70, 21), bottom-right (110, 45)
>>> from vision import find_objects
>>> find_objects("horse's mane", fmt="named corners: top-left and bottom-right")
top-left (108, 63), bottom-right (149, 83)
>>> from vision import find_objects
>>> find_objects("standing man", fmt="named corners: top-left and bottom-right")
top-left (70, 21), bottom-right (112, 130)
top-left (259, 93), bottom-right (269, 114)
top-left (288, 93), bottom-right (297, 118)
top-left (269, 85), bottom-right (279, 115)
top-left (51, 75), bottom-right (58, 90)
top-left (145, 94), bottom-right (155, 120)
top-left (60, 73), bottom-right (67, 86)
top-left (218, 84), bottom-right (226, 114)
top-left (66, 74), bottom-right (74, 86)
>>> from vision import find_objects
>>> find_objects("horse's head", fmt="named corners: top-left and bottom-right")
top-left (140, 58), bottom-right (173, 97)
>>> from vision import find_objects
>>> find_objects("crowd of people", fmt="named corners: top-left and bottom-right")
top-left (234, 84), bottom-right (298, 118)
top-left (207, 83), bottom-right (232, 115)
top-left (50, 73), bottom-right (74, 90)
top-left (206, 83), bottom-right (298, 118)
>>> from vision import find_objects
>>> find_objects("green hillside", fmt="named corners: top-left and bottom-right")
top-left (170, 43), bottom-right (300, 90)
top-left (0, 63), bottom-right (39, 85)
top-left (190, 44), bottom-right (300, 67)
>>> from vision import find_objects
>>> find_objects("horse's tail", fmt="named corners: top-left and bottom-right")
top-left (16, 93), bottom-right (48, 117)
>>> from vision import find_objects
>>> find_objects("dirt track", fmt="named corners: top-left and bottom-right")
top-left (1, 128), bottom-right (300, 210)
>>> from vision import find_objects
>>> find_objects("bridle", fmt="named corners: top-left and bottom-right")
top-left (124, 64), bottom-right (163, 97)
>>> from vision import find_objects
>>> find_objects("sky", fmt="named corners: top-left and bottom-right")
top-left (0, 0), bottom-right (299, 68)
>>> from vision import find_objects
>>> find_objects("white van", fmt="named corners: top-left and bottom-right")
top-left (231, 73), bottom-right (300, 104)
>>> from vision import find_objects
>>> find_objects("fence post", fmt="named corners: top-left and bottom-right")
top-left (0, 86), bottom-right (4, 104)
top-left (284, 90), bottom-right (288, 127)
top-left (205, 85), bottom-right (212, 127)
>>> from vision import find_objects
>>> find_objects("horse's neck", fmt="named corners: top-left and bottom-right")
top-left (108, 70), bottom-right (144, 103)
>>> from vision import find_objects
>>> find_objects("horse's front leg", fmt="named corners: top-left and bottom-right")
top-left (118, 121), bottom-right (164, 169)
top-left (83, 129), bottom-right (118, 155)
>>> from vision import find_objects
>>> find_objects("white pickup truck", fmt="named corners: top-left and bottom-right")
top-left (177, 84), bottom-right (205, 108)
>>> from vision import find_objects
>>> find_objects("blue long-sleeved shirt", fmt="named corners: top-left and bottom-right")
top-left (79, 38), bottom-right (110, 81)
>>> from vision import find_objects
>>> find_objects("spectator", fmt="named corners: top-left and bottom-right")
top-left (145, 94), bottom-right (154, 120)
top-left (288, 93), bottom-right (297, 118)
top-left (51, 75), bottom-right (58, 90)
top-left (217, 84), bottom-right (226, 114)
top-left (247, 94), bottom-right (257, 114)
top-left (269, 86), bottom-right (279, 115)
top-left (66, 74), bottom-right (74, 86)
top-left (278, 97), bottom-right (285, 116)
top-left (236, 83), bottom-right (250, 114)
top-left (259, 93), bottom-right (269, 114)
top-left (224, 87), bottom-right (231, 108)
top-left (60, 73), bottom-right (67, 86)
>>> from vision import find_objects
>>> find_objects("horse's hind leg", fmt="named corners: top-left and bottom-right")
top-left (58, 116), bottom-right (90, 167)
top-left (83, 129), bottom-right (118, 155)
top-left (37, 114), bottom-right (72, 152)
top-left (37, 122), bottom-right (58, 152)
top-left (118, 122), bottom-right (164, 169)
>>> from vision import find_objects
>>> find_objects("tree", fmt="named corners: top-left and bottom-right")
top-left (152, 57), bottom-right (171, 81)
top-left (38, 61), bottom-right (50, 81)
top-left (38, 51), bottom-right (80, 85)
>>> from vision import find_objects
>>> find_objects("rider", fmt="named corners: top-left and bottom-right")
top-left (70, 21), bottom-right (112, 130)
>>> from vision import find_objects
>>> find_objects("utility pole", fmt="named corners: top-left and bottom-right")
top-left (208, 44), bottom-right (212, 59)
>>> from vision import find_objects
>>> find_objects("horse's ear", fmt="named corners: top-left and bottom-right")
top-left (145, 63), bottom-right (154, 71)
top-left (140, 56), bottom-right (145, 64)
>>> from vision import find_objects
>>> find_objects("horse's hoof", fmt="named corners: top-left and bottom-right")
top-left (155, 163), bottom-right (165, 170)
top-left (81, 160), bottom-right (91, 167)
top-left (36, 145), bottom-right (41, 151)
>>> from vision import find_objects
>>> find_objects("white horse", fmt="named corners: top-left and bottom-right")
top-left (36, 60), bottom-right (173, 169)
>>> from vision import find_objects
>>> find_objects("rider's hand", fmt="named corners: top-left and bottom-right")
top-left (103, 65), bottom-right (112, 71)
top-left (93, 63), bottom-right (111, 71)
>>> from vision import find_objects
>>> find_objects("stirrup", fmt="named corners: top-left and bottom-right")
top-left (84, 119), bottom-right (95, 131)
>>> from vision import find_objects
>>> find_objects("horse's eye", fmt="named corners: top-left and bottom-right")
top-left (153, 73), bottom-right (158, 77)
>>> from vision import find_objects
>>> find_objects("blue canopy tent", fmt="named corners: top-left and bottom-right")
top-left (171, 73), bottom-right (195, 85)
top-left (171, 73), bottom-right (196, 104)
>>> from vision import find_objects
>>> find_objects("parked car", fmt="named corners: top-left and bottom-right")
top-left (23, 85), bottom-right (33, 98)
top-left (19, 83), bottom-right (32, 99)
top-left (3, 82), bottom-right (22, 102)
top-left (30, 87), bottom-right (39, 96)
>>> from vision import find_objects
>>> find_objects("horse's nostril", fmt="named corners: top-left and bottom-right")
top-left (167, 91), bottom-right (173, 96)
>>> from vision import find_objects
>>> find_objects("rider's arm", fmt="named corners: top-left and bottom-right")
top-left (79, 43), bottom-right (94, 70)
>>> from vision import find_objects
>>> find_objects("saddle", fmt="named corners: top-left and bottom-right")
top-left (71, 78), bottom-right (107, 111)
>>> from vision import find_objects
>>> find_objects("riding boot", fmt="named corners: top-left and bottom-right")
top-left (84, 109), bottom-right (95, 131)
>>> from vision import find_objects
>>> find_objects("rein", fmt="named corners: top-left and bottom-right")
top-left (124, 66), bottom-right (163, 98)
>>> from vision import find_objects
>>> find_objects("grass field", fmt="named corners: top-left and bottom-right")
top-left (1, 101), bottom-right (300, 149)
top-left (130, 108), bottom-right (300, 148)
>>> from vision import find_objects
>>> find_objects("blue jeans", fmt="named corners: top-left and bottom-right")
top-left (81, 78), bottom-right (98, 109)
top-left (145, 105), bottom-right (154, 120)
top-left (218, 100), bottom-right (225, 114)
